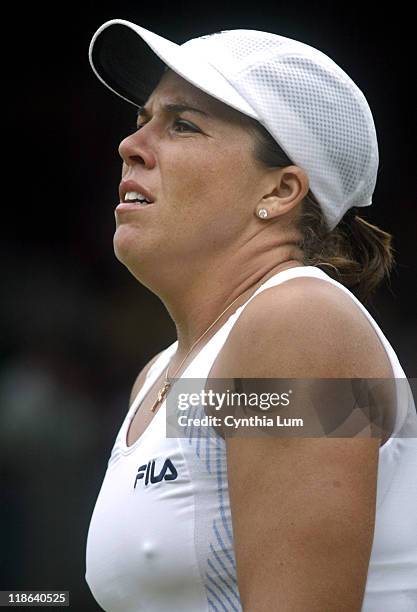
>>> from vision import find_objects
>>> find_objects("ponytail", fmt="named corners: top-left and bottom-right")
top-left (298, 196), bottom-right (395, 303)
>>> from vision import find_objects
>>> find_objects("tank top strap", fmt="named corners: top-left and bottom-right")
top-left (242, 264), bottom-right (328, 301)
top-left (180, 265), bottom-right (325, 377)
top-left (236, 264), bottom-right (404, 379)
top-left (178, 265), bottom-right (409, 437)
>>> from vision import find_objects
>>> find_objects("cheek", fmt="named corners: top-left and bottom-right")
top-left (162, 146), bottom-right (255, 217)
top-left (162, 152), bottom-right (216, 205)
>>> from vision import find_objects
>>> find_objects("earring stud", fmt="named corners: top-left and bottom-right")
top-left (257, 208), bottom-right (268, 219)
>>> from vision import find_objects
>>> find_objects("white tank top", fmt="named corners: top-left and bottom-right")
top-left (85, 265), bottom-right (417, 611)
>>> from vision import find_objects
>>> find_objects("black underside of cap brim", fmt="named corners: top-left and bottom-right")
top-left (92, 24), bottom-right (167, 106)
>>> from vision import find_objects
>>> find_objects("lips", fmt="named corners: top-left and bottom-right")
top-left (119, 179), bottom-right (155, 204)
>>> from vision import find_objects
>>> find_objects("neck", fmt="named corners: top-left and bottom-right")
top-left (161, 247), bottom-right (304, 374)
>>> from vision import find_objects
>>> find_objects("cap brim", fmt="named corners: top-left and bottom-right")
top-left (89, 19), bottom-right (259, 119)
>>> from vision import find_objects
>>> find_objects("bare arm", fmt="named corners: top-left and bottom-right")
top-left (226, 437), bottom-right (378, 611)
top-left (214, 279), bottom-right (382, 611)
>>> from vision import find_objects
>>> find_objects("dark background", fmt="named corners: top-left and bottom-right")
top-left (1, 1), bottom-right (416, 610)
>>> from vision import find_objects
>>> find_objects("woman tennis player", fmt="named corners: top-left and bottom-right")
top-left (85, 20), bottom-right (417, 611)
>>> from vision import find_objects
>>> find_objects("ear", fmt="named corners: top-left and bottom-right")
top-left (256, 166), bottom-right (309, 219)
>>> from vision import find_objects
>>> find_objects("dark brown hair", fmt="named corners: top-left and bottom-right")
top-left (246, 118), bottom-right (395, 304)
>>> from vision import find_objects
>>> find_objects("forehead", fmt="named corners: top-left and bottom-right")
top-left (145, 69), bottom-right (250, 126)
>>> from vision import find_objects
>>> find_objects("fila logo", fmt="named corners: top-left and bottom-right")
top-left (134, 457), bottom-right (178, 488)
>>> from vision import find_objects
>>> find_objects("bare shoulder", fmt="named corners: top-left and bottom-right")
top-left (129, 350), bottom-right (167, 407)
top-left (211, 275), bottom-right (393, 379)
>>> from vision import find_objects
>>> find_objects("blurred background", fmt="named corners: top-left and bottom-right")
top-left (1, 1), bottom-right (416, 609)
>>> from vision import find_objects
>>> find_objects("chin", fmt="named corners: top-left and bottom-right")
top-left (113, 226), bottom-right (139, 266)
top-left (113, 226), bottom-right (155, 277)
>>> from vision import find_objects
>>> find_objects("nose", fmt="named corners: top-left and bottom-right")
top-left (118, 128), bottom-right (156, 169)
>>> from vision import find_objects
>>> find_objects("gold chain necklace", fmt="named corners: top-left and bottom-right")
top-left (150, 292), bottom-right (246, 412)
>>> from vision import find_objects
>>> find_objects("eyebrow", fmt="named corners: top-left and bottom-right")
top-left (136, 103), bottom-right (210, 120)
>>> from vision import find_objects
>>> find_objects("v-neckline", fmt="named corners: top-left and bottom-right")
top-left (121, 343), bottom-right (178, 453)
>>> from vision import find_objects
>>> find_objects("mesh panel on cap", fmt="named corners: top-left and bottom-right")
top-left (183, 29), bottom-right (379, 230)
top-left (182, 29), bottom-right (289, 75)
top-left (236, 53), bottom-right (377, 228)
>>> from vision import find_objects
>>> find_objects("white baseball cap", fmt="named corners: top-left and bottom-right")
top-left (89, 19), bottom-right (379, 230)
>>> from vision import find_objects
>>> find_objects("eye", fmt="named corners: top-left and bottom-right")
top-left (132, 118), bottom-right (200, 133)
top-left (172, 119), bottom-right (200, 133)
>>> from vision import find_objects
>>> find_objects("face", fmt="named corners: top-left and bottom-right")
top-left (115, 70), bottom-right (270, 280)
